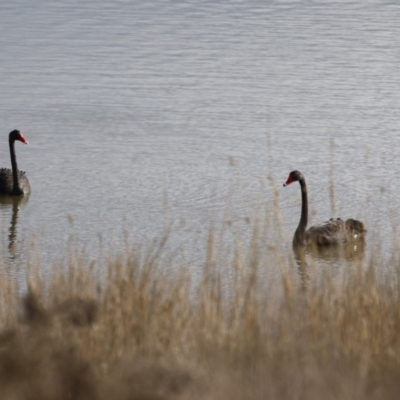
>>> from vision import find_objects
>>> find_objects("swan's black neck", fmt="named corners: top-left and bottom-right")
top-left (293, 177), bottom-right (308, 246)
top-left (9, 137), bottom-right (22, 195)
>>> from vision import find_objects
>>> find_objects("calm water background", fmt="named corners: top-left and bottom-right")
top-left (1, 1), bottom-right (400, 277)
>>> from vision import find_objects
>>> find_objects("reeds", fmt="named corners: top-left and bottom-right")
top-left (0, 218), bottom-right (399, 399)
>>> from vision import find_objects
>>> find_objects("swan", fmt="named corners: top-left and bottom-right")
top-left (283, 170), bottom-right (366, 246)
top-left (0, 130), bottom-right (31, 196)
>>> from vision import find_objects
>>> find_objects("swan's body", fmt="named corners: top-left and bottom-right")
top-left (0, 130), bottom-right (30, 196)
top-left (283, 170), bottom-right (366, 246)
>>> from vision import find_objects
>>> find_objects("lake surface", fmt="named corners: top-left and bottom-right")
top-left (0, 1), bottom-right (399, 278)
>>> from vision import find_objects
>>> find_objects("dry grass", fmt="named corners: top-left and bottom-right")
top-left (0, 222), bottom-right (399, 400)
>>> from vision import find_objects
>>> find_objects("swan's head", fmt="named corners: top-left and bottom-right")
top-left (283, 170), bottom-right (304, 187)
top-left (9, 130), bottom-right (29, 145)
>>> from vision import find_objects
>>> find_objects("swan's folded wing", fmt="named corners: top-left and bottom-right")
top-left (306, 218), bottom-right (366, 246)
top-left (345, 218), bottom-right (367, 235)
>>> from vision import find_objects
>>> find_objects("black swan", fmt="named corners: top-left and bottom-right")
top-left (0, 130), bottom-right (31, 196)
top-left (283, 170), bottom-right (366, 246)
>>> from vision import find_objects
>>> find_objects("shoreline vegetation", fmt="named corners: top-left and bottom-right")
top-left (0, 224), bottom-right (400, 400)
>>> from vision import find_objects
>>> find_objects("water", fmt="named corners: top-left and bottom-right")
top-left (0, 1), bottom-right (399, 276)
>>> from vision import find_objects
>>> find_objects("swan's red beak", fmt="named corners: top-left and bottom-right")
top-left (18, 133), bottom-right (29, 145)
top-left (283, 175), bottom-right (294, 187)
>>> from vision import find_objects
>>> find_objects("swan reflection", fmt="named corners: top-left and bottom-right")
top-left (292, 239), bottom-right (366, 288)
top-left (293, 239), bottom-right (366, 262)
top-left (0, 195), bottom-right (29, 258)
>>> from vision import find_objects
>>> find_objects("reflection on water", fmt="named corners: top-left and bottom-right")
top-left (293, 240), bottom-right (366, 287)
top-left (294, 240), bottom-right (366, 263)
top-left (0, 195), bottom-right (30, 263)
